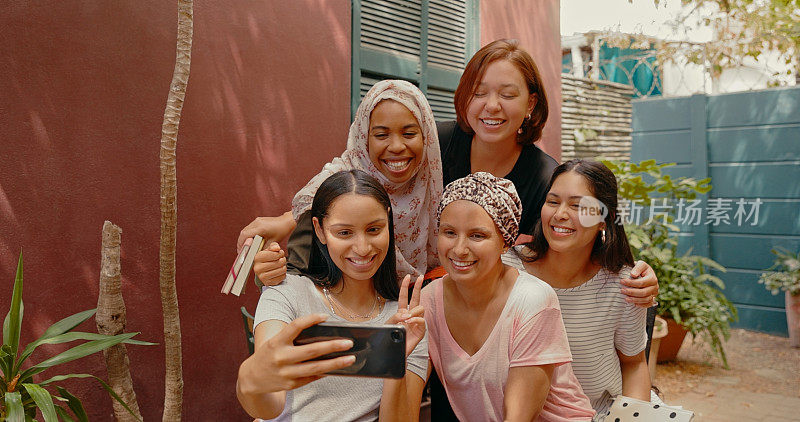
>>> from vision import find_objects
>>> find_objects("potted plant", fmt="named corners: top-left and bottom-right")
top-left (1, 252), bottom-right (152, 421)
top-left (604, 160), bottom-right (738, 368)
top-left (757, 247), bottom-right (800, 347)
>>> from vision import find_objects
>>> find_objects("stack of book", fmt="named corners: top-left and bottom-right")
top-left (221, 235), bottom-right (265, 296)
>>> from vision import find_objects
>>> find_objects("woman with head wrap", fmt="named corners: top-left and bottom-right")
top-left (238, 79), bottom-right (443, 283)
top-left (420, 172), bottom-right (595, 421)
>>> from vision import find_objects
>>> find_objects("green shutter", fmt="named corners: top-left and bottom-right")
top-left (361, 1), bottom-right (422, 58)
top-left (427, 0), bottom-right (467, 72)
top-left (360, 74), bottom-right (386, 99)
top-left (353, 0), bottom-right (478, 121)
top-left (427, 87), bottom-right (457, 120)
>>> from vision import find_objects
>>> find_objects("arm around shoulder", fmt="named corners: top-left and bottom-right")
top-left (237, 211), bottom-right (297, 252)
top-left (617, 350), bottom-right (651, 402)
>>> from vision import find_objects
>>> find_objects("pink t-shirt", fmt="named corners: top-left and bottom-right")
top-left (423, 271), bottom-right (595, 422)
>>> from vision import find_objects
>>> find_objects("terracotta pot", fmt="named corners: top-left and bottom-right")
top-left (656, 317), bottom-right (688, 362)
top-left (787, 292), bottom-right (800, 348)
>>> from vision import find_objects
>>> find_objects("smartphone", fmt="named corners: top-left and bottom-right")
top-left (294, 322), bottom-right (406, 379)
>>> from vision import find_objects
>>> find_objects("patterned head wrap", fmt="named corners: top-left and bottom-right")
top-left (437, 172), bottom-right (522, 247)
top-left (291, 80), bottom-right (443, 277)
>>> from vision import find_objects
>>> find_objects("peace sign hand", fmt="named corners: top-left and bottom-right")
top-left (386, 275), bottom-right (425, 357)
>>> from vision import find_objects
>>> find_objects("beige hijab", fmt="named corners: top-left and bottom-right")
top-left (292, 80), bottom-right (443, 277)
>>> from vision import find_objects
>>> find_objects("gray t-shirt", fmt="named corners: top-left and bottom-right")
top-left (254, 274), bottom-right (428, 422)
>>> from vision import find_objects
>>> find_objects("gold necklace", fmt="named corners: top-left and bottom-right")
top-left (322, 287), bottom-right (382, 319)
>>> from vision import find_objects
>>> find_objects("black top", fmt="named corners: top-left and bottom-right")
top-left (437, 120), bottom-right (558, 236)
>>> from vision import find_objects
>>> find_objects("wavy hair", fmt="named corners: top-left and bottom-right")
top-left (521, 160), bottom-right (634, 272)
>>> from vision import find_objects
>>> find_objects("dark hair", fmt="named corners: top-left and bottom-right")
top-left (305, 170), bottom-right (400, 301)
top-left (453, 38), bottom-right (549, 146)
top-left (522, 160), bottom-right (634, 272)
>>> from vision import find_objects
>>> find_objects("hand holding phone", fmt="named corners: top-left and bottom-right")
top-left (240, 314), bottom-right (356, 395)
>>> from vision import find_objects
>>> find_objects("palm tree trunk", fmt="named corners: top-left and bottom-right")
top-left (159, 0), bottom-right (193, 420)
top-left (96, 221), bottom-right (142, 422)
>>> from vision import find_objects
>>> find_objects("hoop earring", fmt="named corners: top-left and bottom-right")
top-left (601, 229), bottom-right (607, 243)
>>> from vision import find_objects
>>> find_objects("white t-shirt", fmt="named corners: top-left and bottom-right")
top-left (422, 270), bottom-right (595, 422)
top-left (504, 248), bottom-right (647, 418)
top-left (254, 274), bottom-right (428, 422)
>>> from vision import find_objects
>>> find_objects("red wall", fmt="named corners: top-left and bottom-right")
top-left (0, 1), bottom-right (351, 420)
top-left (1, 1), bottom-right (560, 419)
top-left (481, 0), bottom-right (563, 162)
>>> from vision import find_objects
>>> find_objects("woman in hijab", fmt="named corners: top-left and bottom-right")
top-left (243, 79), bottom-right (443, 281)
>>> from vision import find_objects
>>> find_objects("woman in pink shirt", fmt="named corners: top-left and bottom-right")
top-left (421, 172), bottom-right (595, 421)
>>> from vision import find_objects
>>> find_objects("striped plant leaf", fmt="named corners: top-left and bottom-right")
top-left (20, 332), bottom-right (137, 379)
top-left (55, 387), bottom-right (88, 422)
top-left (21, 383), bottom-right (57, 422)
top-left (3, 252), bottom-right (24, 359)
top-left (4, 390), bottom-right (25, 422)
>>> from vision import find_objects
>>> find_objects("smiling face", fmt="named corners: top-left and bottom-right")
top-left (466, 59), bottom-right (535, 147)
top-left (367, 99), bottom-right (425, 184)
top-left (313, 193), bottom-right (390, 285)
top-left (437, 200), bottom-right (506, 284)
top-left (541, 171), bottom-right (603, 255)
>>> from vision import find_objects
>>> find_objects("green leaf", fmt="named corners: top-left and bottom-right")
top-left (31, 309), bottom-right (96, 345)
top-left (671, 306), bottom-right (682, 324)
top-left (1, 343), bottom-right (13, 380)
top-left (55, 387), bottom-right (88, 422)
top-left (15, 308), bottom-right (97, 370)
top-left (697, 256), bottom-right (726, 272)
top-left (38, 373), bottom-right (142, 421)
top-left (55, 405), bottom-right (77, 422)
top-left (21, 383), bottom-right (58, 422)
top-left (16, 330), bottom-right (155, 373)
top-left (3, 251), bottom-right (24, 359)
top-left (5, 390), bottom-right (25, 422)
top-left (20, 332), bottom-right (138, 380)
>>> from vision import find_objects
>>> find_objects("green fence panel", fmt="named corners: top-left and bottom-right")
top-left (632, 131), bottom-right (692, 165)
top-left (707, 87), bottom-right (800, 128)
top-left (710, 234), bottom-right (800, 271)
top-left (718, 269), bottom-right (785, 308)
top-left (704, 200), bottom-right (800, 235)
top-left (708, 126), bottom-right (800, 162)
top-left (732, 305), bottom-right (788, 336)
top-left (632, 86), bottom-right (800, 336)
top-left (709, 164), bottom-right (800, 199)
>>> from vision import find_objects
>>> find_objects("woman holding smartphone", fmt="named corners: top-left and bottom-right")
top-left (236, 170), bottom-right (427, 421)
